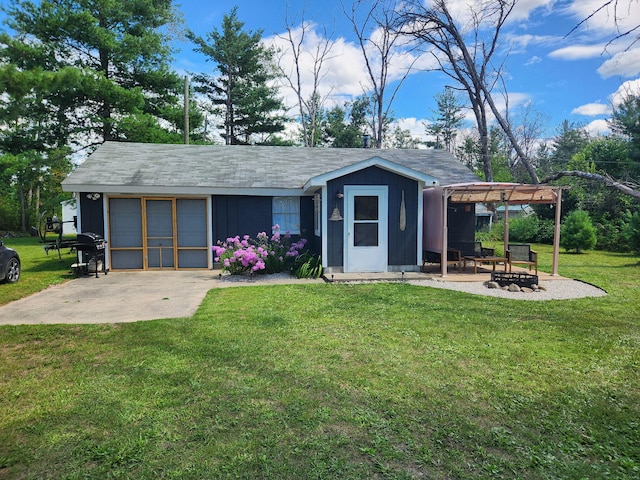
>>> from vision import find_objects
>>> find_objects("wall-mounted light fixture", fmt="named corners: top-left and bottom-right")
top-left (86, 193), bottom-right (101, 201)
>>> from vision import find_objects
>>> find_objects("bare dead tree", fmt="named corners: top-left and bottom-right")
top-left (397, 0), bottom-right (540, 183)
top-left (504, 100), bottom-right (548, 179)
top-left (277, 7), bottom-right (337, 146)
top-left (344, 0), bottom-right (418, 148)
top-left (543, 170), bottom-right (640, 198)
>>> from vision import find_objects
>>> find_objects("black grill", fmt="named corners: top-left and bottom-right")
top-left (72, 232), bottom-right (107, 277)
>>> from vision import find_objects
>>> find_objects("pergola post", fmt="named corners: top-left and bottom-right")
top-left (503, 201), bottom-right (510, 257)
top-left (441, 188), bottom-right (449, 276)
top-left (552, 188), bottom-right (563, 276)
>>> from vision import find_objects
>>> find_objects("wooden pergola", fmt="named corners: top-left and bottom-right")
top-left (438, 182), bottom-right (567, 276)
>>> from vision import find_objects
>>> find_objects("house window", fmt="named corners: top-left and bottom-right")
top-left (273, 196), bottom-right (300, 234)
top-left (313, 193), bottom-right (321, 236)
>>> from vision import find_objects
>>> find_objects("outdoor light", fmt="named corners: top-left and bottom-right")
top-left (86, 193), bottom-right (101, 200)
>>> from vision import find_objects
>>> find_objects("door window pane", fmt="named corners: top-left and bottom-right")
top-left (354, 223), bottom-right (379, 246)
top-left (354, 196), bottom-right (378, 220)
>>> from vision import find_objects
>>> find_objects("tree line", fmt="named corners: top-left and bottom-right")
top-left (0, 0), bottom-right (638, 255)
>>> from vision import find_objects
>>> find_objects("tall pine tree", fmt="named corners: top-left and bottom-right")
top-left (0, 0), bottom-right (185, 148)
top-left (188, 7), bottom-right (286, 145)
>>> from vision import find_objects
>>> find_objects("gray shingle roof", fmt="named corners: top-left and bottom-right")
top-left (62, 142), bottom-right (480, 192)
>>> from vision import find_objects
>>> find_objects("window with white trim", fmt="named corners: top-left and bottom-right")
top-left (272, 196), bottom-right (300, 234)
top-left (313, 193), bottom-right (321, 236)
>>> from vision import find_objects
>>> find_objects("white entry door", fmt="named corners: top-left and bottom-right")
top-left (344, 186), bottom-right (388, 272)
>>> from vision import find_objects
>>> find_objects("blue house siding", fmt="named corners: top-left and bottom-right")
top-left (211, 195), bottom-right (319, 254)
top-left (212, 196), bottom-right (272, 243)
top-left (326, 166), bottom-right (419, 268)
top-left (79, 193), bottom-right (105, 236)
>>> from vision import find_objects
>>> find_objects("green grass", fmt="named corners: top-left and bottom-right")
top-left (0, 236), bottom-right (78, 305)
top-left (1, 241), bottom-right (639, 479)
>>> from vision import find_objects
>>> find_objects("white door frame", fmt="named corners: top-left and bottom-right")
top-left (344, 185), bottom-right (388, 272)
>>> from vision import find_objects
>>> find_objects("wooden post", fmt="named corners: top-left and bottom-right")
top-left (552, 188), bottom-right (562, 276)
top-left (503, 201), bottom-right (510, 256)
top-left (441, 188), bottom-right (449, 276)
top-left (184, 76), bottom-right (189, 145)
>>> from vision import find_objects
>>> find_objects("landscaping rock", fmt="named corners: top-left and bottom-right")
top-left (507, 284), bottom-right (522, 292)
top-left (485, 281), bottom-right (500, 289)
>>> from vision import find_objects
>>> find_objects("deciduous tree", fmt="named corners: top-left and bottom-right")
top-left (397, 0), bottom-right (539, 183)
top-left (345, 0), bottom-right (417, 148)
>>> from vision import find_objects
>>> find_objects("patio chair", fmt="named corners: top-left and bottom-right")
top-left (506, 243), bottom-right (538, 274)
top-left (449, 241), bottom-right (494, 258)
top-left (421, 248), bottom-right (462, 272)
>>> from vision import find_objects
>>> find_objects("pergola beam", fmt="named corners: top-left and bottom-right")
top-left (437, 183), bottom-right (567, 276)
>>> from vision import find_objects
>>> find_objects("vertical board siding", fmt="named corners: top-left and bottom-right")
top-left (326, 166), bottom-right (418, 268)
top-left (212, 195), bottom-right (317, 252)
top-left (212, 196), bottom-right (273, 243)
top-left (80, 193), bottom-right (105, 236)
top-left (448, 203), bottom-right (476, 242)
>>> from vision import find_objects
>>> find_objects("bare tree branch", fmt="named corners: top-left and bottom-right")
top-left (397, 0), bottom-right (539, 183)
top-left (277, 6), bottom-right (337, 146)
top-left (565, 1), bottom-right (640, 53)
top-left (543, 170), bottom-right (640, 199)
top-left (344, 0), bottom-right (419, 148)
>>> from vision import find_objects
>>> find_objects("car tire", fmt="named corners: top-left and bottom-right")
top-left (4, 257), bottom-right (20, 283)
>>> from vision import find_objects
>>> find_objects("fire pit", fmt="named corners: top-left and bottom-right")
top-left (491, 272), bottom-right (538, 288)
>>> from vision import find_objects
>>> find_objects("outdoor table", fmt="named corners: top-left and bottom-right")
top-left (463, 256), bottom-right (507, 274)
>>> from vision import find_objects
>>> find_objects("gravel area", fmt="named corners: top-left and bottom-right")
top-left (408, 279), bottom-right (607, 300)
top-left (218, 272), bottom-right (607, 301)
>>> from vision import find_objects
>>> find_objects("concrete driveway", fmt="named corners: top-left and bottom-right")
top-left (0, 271), bottom-right (220, 325)
top-left (0, 271), bottom-right (324, 326)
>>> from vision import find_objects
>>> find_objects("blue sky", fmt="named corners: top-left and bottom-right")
top-left (2, 0), bottom-right (639, 144)
top-left (172, 0), bottom-right (640, 142)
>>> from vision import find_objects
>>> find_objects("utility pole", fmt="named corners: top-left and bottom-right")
top-left (184, 76), bottom-right (189, 144)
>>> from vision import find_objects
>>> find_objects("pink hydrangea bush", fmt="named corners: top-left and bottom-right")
top-left (212, 226), bottom-right (308, 275)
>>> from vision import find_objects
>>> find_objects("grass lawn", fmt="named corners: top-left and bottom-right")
top-left (0, 239), bottom-right (639, 479)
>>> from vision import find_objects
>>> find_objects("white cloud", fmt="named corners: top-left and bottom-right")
top-left (610, 78), bottom-right (640, 105)
top-left (525, 55), bottom-right (542, 66)
top-left (584, 119), bottom-right (610, 136)
top-left (507, 33), bottom-right (560, 55)
top-left (264, 23), bottom-right (431, 112)
top-left (509, 0), bottom-right (557, 21)
top-left (440, 0), bottom-right (555, 24)
top-left (571, 103), bottom-right (611, 116)
top-left (597, 48), bottom-right (640, 78)
top-left (566, 0), bottom-right (640, 36)
top-left (395, 117), bottom-right (427, 140)
top-left (548, 44), bottom-right (608, 60)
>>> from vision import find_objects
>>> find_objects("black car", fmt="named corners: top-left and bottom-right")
top-left (0, 240), bottom-right (20, 283)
